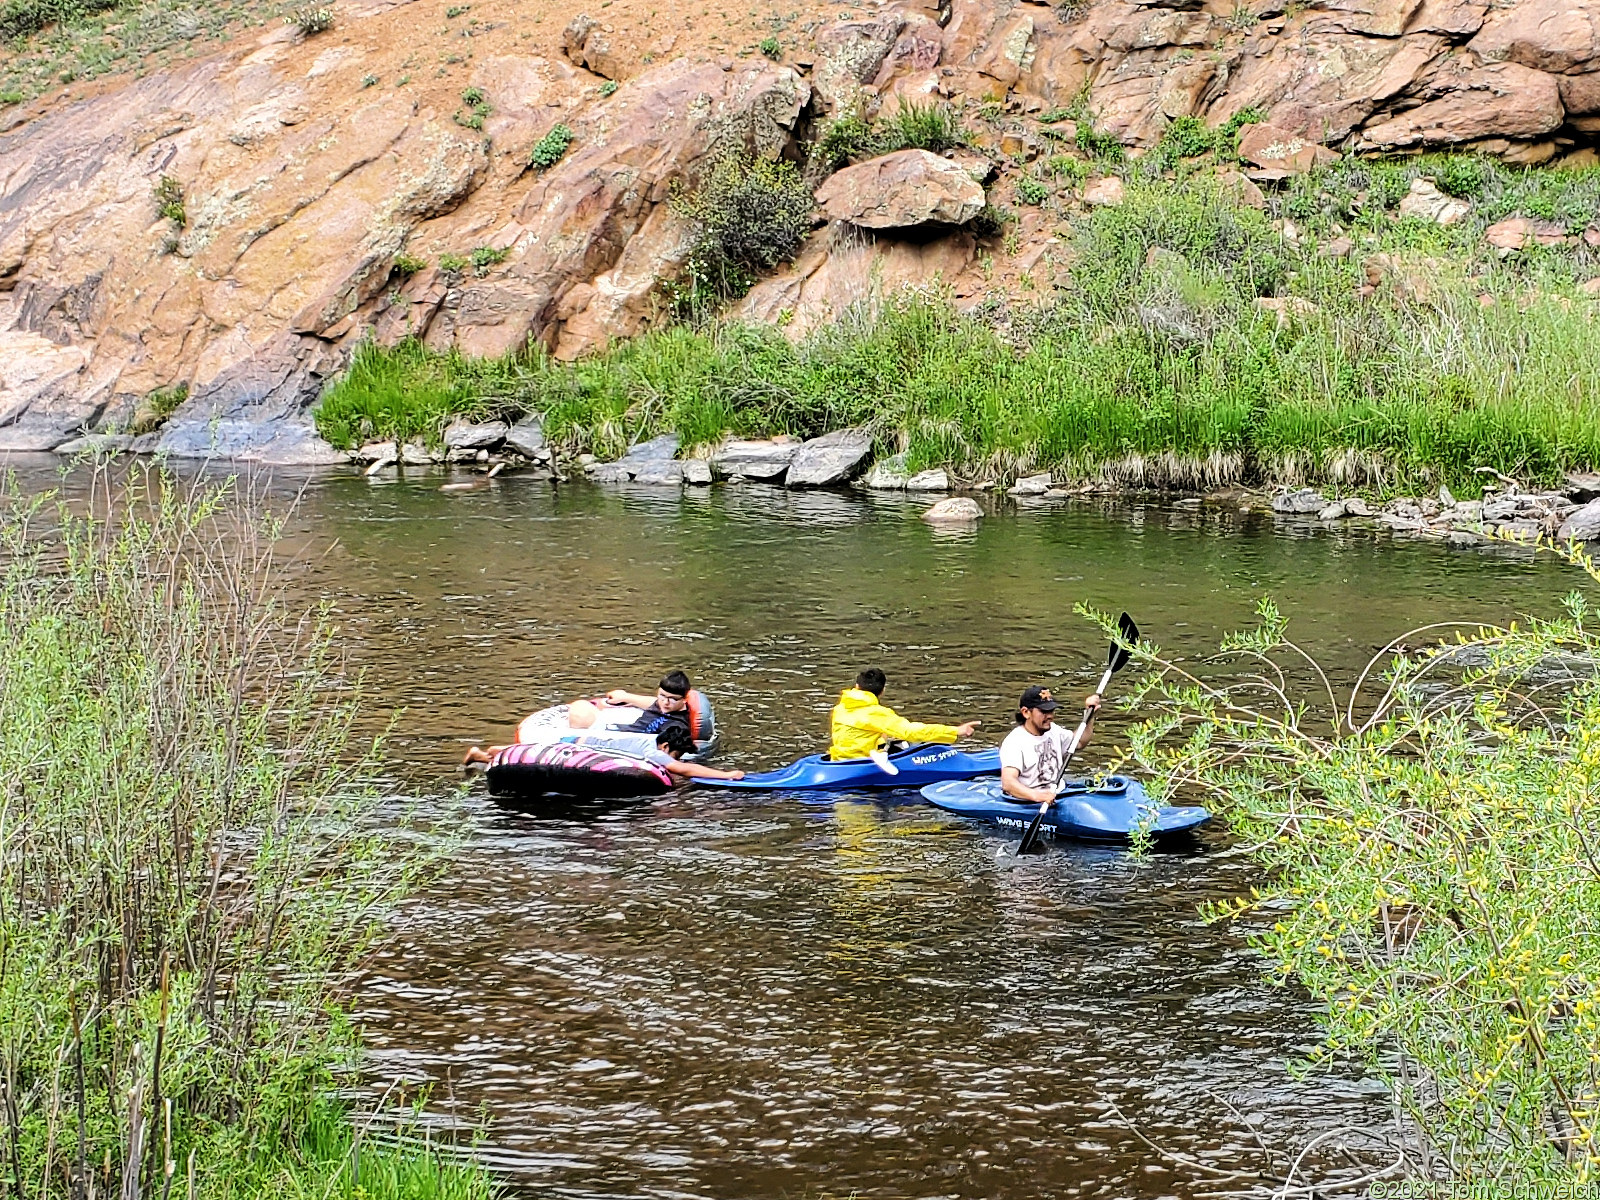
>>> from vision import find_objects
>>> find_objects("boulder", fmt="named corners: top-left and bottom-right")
top-left (922, 497), bottom-right (984, 523)
top-left (785, 429), bottom-right (874, 487)
top-left (1082, 176), bottom-right (1126, 206)
top-left (682, 459), bottom-right (714, 485)
top-left (443, 419), bottom-right (509, 450)
top-left (1344, 497), bottom-right (1374, 517)
top-left (353, 440), bottom-right (399, 463)
top-left (1237, 123), bottom-right (1340, 174)
top-left (1468, 0), bottom-right (1600, 76)
top-left (1558, 498), bottom-right (1600, 541)
top-left (1318, 501), bottom-right (1349, 520)
top-left (813, 16), bottom-right (907, 114)
top-left (1008, 472), bottom-right (1052, 496)
top-left (630, 461), bottom-right (684, 485)
top-left (54, 433), bottom-right (132, 456)
top-left (588, 463), bottom-right (634, 483)
top-left (504, 418), bottom-right (547, 458)
top-left (617, 433), bottom-right (681, 466)
top-left (1397, 178), bottom-right (1471, 225)
top-left (1483, 216), bottom-right (1571, 252)
top-left (562, 14), bottom-right (625, 80)
top-left (864, 454), bottom-right (912, 489)
top-left (1272, 488), bottom-right (1329, 514)
top-left (1358, 62), bottom-right (1564, 149)
top-left (905, 468), bottom-right (951, 491)
top-left (816, 150), bottom-right (986, 229)
top-left (712, 438), bottom-right (797, 480)
top-left (1566, 472), bottom-right (1600, 502)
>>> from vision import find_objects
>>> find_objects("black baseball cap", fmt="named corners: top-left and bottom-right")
top-left (1019, 686), bottom-right (1058, 712)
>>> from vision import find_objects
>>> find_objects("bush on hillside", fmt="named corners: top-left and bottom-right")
top-left (669, 151), bottom-right (814, 308)
top-left (0, 0), bottom-right (114, 43)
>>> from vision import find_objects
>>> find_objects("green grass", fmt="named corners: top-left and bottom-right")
top-left (0, 0), bottom-right (289, 104)
top-left (319, 166), bottom-right (1600, 491)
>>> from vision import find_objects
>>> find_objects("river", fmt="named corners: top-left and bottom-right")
top-left (22, 460), bottom-right (1578, 1198)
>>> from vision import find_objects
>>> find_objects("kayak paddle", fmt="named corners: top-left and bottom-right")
top-left (1015, 612), bottom-right (1140, 855)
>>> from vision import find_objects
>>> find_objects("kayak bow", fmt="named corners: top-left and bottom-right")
top-left (695, 743), bottom-right (1001, 790)
top-left (921, 776), bottom-right (1209, 842)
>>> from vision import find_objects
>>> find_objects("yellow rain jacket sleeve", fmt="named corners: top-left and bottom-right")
top-left (828, 688), bottom-right (961, 760)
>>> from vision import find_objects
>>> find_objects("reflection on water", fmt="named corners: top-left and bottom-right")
top-left (9, 458), bottom-right (1572, 1197)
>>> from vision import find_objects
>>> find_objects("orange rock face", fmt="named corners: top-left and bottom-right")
top-left (0, 0), bottom-right (1596, 457)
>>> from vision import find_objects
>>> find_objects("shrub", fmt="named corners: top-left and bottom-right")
top-left (810, 112), bottom-right (873, 172)
top-left (286, 4), bottom-right (334, 34)
top-left (393, 251), bottom-right (428, 274)
top-left (0, 469), bottom-right (490, 1200)
top-left (438, 251), bottom-right (469, 273)
top-left (454, 86), bottom-right (491, 130)
top-left (877, 100), bottom-right (968, 154)
top-left (0, 0), bottom-right (115, 43)
top-left (469, 244), bottom-right (509, 275)
top-left (1433, 153), bottom-right (1489, 198)
top-left (599, 78), bottom-right (618, 96)
top-left (1156, 114), bottom-right (1217, 166)
top-left (1121, 549), bottom-right (1600, 1183)
top-left (1037, 107), bottom-right (1076, 124)
top-left (153, 174), bottom-right (185, 226)
top-left (669, 152), bottom-right (814, 304)
top-left (446, 2), bottom-right (469, 13)
top-left (127, 382), bottom-right (187, 435)
top-left (1076, 120), bottom-right (1124, 163)
top-left (758, 35), bottom-right (780, 58)
top-left (530, 122), bottom-right (575, 170)
top-left (1015, 175), bottom-right (1050, 205)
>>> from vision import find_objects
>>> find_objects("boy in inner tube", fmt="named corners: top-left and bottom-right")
top-left (562, 669), bottom-right (696, 739)
top-left (461, 725), bottom-right (744, 781)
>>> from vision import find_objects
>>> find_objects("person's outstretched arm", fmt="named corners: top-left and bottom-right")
top-left (605, 689), bottom-right (656, 707)
top-left (663, 759), bottom-right (745, 781)
top-left (859, 707), bottom-right (980, 746)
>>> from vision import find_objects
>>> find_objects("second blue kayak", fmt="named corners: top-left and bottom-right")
top-left (921, 777), bottom-right (1210, 841)
top-left (695, 743), bottom-right (1001, 790)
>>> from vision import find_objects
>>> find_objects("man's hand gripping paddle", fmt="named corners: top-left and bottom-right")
top-left (1014, 612), bottom-right (1140, 856)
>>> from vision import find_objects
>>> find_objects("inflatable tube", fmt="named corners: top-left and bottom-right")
top-left (515, 691), bottom-right (718, 759)
top-left (695, 743), bottom-right (1001, 790)
top-left (486, 742), bottom-right (674, 800)
top-left (920, 776), bottom-right (1210, 842)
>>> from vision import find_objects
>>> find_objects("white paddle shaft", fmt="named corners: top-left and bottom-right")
top-left (1044, 663), bottom-right (1114, 809)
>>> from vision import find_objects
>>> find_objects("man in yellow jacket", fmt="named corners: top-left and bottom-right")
top-left (828, 668), bottom-right (981, 760)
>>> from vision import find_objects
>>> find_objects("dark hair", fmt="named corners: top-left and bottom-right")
top-left (659, 670), bottom-right (692, 697)
top-left (657, 725), bottom-right (696, 757)
top-left (856, 667), bottom-right (886, 696)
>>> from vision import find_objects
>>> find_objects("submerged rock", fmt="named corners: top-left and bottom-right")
top-left (922, 497), bottom-right (983, 523)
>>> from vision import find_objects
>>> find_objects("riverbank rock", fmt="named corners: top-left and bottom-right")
top-left (1272, 488), bottom-right (1329, 514)
top-left (1559, 498), bottom-right (1600, 541)
top-left (905, 468), bottom-right (951, 492)
top-left (864, 454), bottom-right (912, 489)
top-left (443, 419), bottom-right (509, 450)
top-left (816, 150), bottom-right (986, 229)
top-left (786, 429), bottom-right (874, 486)
top-left (1008, 472), bottom-right (1052, 496)
top-left (683, 459), bottom-right (714, 485)
top-left (922, 497), bottom-right (983, 523)
top-left (712, 437), bottom-right (798, 480)
top-left (631, 460), bottom-right (685, 485)
top-left (504, 419), bottom-right (547, 459)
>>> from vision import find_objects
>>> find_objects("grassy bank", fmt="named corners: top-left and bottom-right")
top-left (0, 466), bottom-right (494, 1200)
top-left (1117, 545), bottom-right (1600, 1182)
top-left (317, 157), bottom-right (1600, 494)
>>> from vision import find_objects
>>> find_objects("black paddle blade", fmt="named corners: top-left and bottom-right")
top-left (1107, 612), bottom-right (1140, 674)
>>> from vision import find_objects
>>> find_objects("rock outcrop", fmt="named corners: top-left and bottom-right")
top-left (816, 150), bottom-right (986, 228)
top-left (0, 0), bottom-right (1597, 459)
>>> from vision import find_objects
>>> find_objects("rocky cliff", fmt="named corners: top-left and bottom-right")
top-left (1, 0), bottom-right (1597, 461)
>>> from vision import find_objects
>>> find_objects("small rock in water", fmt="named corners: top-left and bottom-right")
top-left (1318, 501), bottom-right (1347, 521)
top-left (1342, 497), bottom-right (1373, 517)
top-left (1271, 488), bottom-right (1327, 514)
top-left (864, 454), bottom-right (911, 490)
top-left (922, 497), bottom-right (983, 524)
top-left (1008, 472), bottom-right (1052, 497)
top-left (682, 459), bottom-right (713, 486)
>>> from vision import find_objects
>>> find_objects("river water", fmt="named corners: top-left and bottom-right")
top-left (20, 461), bottom-right (1579, 1198)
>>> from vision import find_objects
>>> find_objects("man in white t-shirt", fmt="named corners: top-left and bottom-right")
top-left (998, 685), bottom-right (1103, 804)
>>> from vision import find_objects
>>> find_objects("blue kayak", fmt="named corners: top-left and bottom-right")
top-left (921, 776), bottom-right (1210, 842)
top-left (695, 743), bottom-right (1001, 790)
